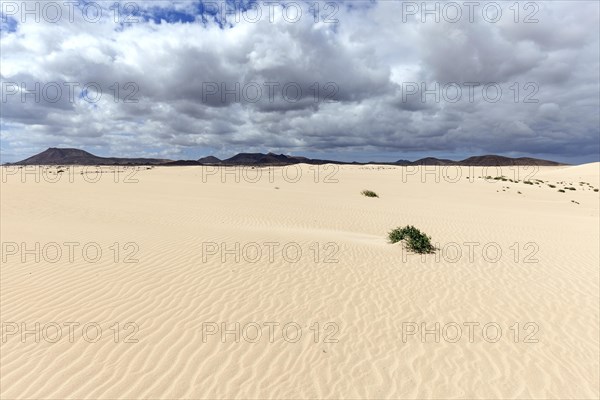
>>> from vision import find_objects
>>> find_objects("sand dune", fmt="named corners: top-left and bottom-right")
top-left (1, 164), bottom-right (598, 399)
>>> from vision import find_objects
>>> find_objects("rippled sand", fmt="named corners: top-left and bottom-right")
top-left (1, 163), bottom-right (598, 399)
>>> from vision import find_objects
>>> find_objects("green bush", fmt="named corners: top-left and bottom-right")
top-left (388, 225), bottom-right (435, 254)
top-left (361, 190), bottom-right (379, 198)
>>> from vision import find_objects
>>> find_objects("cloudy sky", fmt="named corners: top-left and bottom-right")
top-left (1, 0), bottom-right (598, 163)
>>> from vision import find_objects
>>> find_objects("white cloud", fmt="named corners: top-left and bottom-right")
top-left (1, 0), bottom-right (598, 162)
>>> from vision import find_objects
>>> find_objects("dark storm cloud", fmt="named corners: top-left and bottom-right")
top-left (0, 0), bottom-right (598, 162)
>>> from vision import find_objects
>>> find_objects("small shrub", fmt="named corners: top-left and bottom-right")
top-left (548, 184), bottom-right (556, 188)
top-left (524, 181), bottom-right (534, 185)
top-left (558, 189), bottom-right (565, 193)
top-left (565, 187), bottom-right (576, 191)
top-left (361, 190), bottom-right (379, 198)
top-left (388, 225), bottom-right (435, 254)
top-left (594, 189), bottom-right (599, 192)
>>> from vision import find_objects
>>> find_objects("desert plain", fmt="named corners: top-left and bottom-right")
top-left (1, 163), bottom-right (599, 399)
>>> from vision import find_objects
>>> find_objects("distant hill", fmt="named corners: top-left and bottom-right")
top-left (9, 148), bottom-right (565, 167)
top-left (457, 155), bottom-right (563, 166)
top-left (412, 157), bottom-right (455, 166)
top-left (197, 156), bottom-right (221, 164)
top-left (11, 148), bottom-right (171, 166)
top-left (220, 152), bottom-right (339, 166)
top-left (164, 160), bottom-right (203, 166)
top-left (397, 155), bottom-right (563, 166)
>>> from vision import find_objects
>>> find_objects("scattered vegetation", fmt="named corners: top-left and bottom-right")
top-left (548, 184), bottom-right (556, 188)
top-left (595, 189), bottom-right (599, 192)
top-left (361, 190), bottom-right (379, 198)
top-left (524, 181), bottom-right (534, 185)
top-left (565, 187), bottom-right (576, 191)
top-left (571, 200), bottom-right (580, 204)
top-left (558, 189), bottom-right (565, 193)
top-left (388, 225), bottom-right (435, 254)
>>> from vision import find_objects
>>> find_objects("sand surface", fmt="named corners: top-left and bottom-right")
top-left (1, 163), bottom-right (599, 399)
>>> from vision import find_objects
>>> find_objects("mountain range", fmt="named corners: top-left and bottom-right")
top-left (11, 147), bottom-right (170, 166)
top-left (7, 148), bottom-right (565, 166)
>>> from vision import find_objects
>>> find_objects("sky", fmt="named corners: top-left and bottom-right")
top-left (1, 0), bottom-right (599, 164)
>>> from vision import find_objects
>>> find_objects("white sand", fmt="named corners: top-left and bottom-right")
top-left (1, 163), bottom-right (598, 399)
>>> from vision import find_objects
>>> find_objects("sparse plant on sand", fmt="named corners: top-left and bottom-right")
top-left (388, 225), bottom-right (435, 254)
top-left (361, 190), bottom-right (379, 198)
top-left (558, 189), bottom-right (565, 193)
